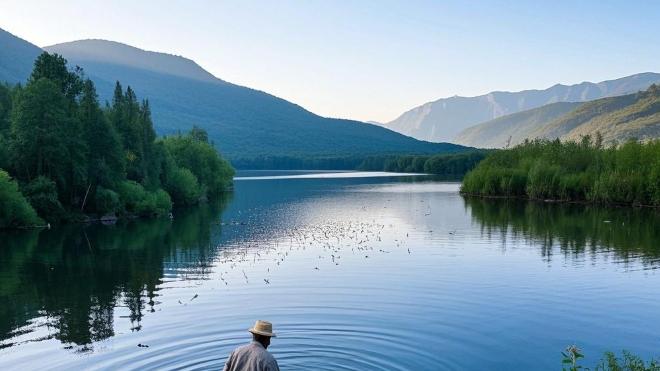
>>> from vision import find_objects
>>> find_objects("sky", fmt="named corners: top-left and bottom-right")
top-left (1, 0), bottom-right (659, 123)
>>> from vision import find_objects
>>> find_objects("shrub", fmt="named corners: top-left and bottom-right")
top-left (116, 180), bottom-right (171, 216)
top-left (22, 176), bottom-right (65, 222)
top-left (165, 166), bottom-right (201, 206)
top-left (94, 187), bottom-right (121, 215)
top-left (0, 170), bottom-right (42, 228)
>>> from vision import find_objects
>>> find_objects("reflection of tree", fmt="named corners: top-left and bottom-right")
top-left (0, 194), bottom-right (232, 349)
top-left (464, 197), bottom-right (660, 265)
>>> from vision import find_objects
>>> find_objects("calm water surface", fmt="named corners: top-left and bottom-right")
top-left (1, 171), bottom-right (659, 370)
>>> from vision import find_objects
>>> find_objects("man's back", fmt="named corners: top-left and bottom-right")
top-left (223, 341), bottom-right (280, 371)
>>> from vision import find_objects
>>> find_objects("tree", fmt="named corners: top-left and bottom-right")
top-left (0, 169), bottom-right (42, 228)
top-left (79, 79), bottom-right (125, 190)
top-left (10, 78), bottom-right (70, 185)
top-left (29, 53), bottom-right (82, 105)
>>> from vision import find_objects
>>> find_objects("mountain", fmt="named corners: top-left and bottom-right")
top-left (457, 85), bottom-right (660, 147)
top-left (454, 102), bottom-right (582, 148)
top-left (384, 73), bottom-right (660, 143)
top-left (0, 28), bottom-right (43, 84)
top-left (36, 38), bottom-right (467, 162)
top-left (532, 85), bottom-right (660, 144)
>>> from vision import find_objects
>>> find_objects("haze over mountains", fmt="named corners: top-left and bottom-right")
top-left (0, 27), bottom-right (466, 165)
top-left (383, 73), bottom-right (660, 143)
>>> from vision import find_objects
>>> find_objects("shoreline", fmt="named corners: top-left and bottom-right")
top-left (460, 192), bottom-right (660, 209)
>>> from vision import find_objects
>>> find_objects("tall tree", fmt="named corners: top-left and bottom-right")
top-left (79, 79), bottom-right (125, 190)
top-left (10, 78), bottom-right (69, 185)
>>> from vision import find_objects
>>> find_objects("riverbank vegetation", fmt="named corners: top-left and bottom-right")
top-left (230, 151), bottom-right (488, 177)
top-left (358, 151), bottom-right (488, 177)
top-left (0, 52), bottom-right (233, 228)
top-left (562, 346), bottom-right (659, 371)
top-left (461, 137), bottom-right (660, 207)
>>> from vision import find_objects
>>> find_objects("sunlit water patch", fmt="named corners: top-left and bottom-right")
top-left (1, 173), bottom-right (659, 370)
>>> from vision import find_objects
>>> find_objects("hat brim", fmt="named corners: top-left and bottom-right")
top-left (249, 328), bottom-right (276, 337)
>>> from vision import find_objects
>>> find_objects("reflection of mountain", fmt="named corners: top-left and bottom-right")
top-left (465, 198), bottom-right (660, 265)
top-left (0, 195), bottom-right (231, 349)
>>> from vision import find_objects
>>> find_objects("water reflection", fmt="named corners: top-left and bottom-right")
top-left (0, 194), bottom-right (231, 350)
top-left (465, 197), bottom-right (660, 266)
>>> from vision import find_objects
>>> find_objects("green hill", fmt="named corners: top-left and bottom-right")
top-left (456, 85), bottom-right (660, 147)
top-left (532, 85), bottom-right (660, 144)
top-left (454, 102), bottom-right (582, 148)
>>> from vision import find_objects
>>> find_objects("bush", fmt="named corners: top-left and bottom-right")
top-left (22, 176), bottom-right (65, 222)
top-left (94, 187), bottom-right (121, 215)
top-left (0, 170), bottom-right (42, 228)
top-left (165, 166), bottom-right (201, 206)
top-left (117, 180), bottom-right (171, 216)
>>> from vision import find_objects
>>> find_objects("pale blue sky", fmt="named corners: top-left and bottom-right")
top-left (1, 0), bottom-right (659, 122)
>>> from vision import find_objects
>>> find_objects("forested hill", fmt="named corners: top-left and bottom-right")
top-left (456, 85), bottom-right (660, 148)
top-left (383, 72), bottom-right (660, 143)
top-left (39, 38), bottom-right (467, 162)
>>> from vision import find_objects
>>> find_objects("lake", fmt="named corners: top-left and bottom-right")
top-left (1, 171), bottom-right (659, 370)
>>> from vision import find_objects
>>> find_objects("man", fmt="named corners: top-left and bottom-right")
top-left (223, 320), bottom-right (280, 371)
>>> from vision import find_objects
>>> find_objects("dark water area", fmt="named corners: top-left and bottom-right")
top-left (1, 171), bottom-right (659, 370)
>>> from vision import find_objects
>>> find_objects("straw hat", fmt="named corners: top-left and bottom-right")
top-left (249, 320), bottom-right (276, 337)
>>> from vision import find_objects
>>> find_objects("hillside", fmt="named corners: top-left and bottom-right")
top-left (38, 39), bottom-right (467, 163)
top-left (457, 85), bottom-right (660, 147)
top-left (0, 29), bottom-right (42, 84)
top-left (384, 73), bottom-right (660, 143)
top-left (533, 85), bottom-right (660, 144)
top-left (454, 102), bottom-right (582, 148)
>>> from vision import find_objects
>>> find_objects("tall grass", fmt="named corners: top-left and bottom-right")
top-left (461, 137), bottom-right (660, 207)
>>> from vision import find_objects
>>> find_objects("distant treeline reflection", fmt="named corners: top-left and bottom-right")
top-left (465, 197), bottom-right (660, 265)
top-left (0, 194), bottom-right (231, 350)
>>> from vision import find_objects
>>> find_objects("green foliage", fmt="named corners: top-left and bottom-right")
top-left (595, 351), bottom-right (660, 371)
top-left (0, 52), bottom-right (233, 225)
top-left (0, 169), bottom-right (42, 228)
top-left (22, 176), bottom-right (65, 223)
top-left (116, 180), bottom-right (171, 216)
top-left (161, 127), bottom-right (234, 196)
top-left (10, 78), bottom-right (70, 186)
top-left (560, 347), bottom-right (659, 371)
top-left (94, 187), bottom-right (121, 215)
top-left (461, 138), bottom-right (660, 207)
top-left (358, 151), bottom-right (488, 177)
top-left (562, 345), bottom-right (585, 371)
top-left (165, 166), bottom-right (201, 206)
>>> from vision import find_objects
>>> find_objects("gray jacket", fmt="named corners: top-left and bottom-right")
top-left (223, 341), bottom-right (280, 371)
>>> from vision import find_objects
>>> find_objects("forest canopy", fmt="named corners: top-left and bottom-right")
top-left (0, 52), bottom-right (234, 228)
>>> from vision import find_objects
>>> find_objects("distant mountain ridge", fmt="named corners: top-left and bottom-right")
top-left (47, 39), bottom-right (220, 84)
top-left (456, 85), bottom-right (660, 147)
top-left (384, 73), bottom-right (660, 143)
top-left (0, 27), bottom-right (469, 165)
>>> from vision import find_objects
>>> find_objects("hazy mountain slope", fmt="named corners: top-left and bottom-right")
top-left (454, 102), bottom-right (582, 148)
top-left (534, 86), bottom-right (660, 144)
top-left (0, 29), bottom-right (43, 84)
top-left (48, 40), bottom-right (219, 83)
top-left (385, 73), bottom-right (660, 143)
top-left (42, 39), bottom-right (466, 160)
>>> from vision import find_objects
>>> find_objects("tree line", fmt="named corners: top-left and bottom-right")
top-left (232, 151), bottom-right (488, 176)
top-left (0, 52), bottom-right (234, 228)
top-left (358, 151), bottom-right (489, 176)
top-left (461, 136), bottom-right (660, 207)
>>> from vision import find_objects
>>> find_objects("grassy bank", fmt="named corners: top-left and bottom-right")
top-left (461, 137), bottom-right (660, 207)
